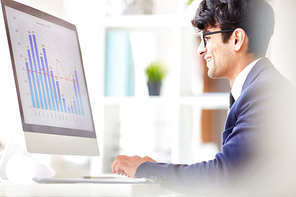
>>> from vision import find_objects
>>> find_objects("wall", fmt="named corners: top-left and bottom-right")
top-left (270, 0), bottom-right (296, 84)
top-left (17, 0), bottom-right (64, 18)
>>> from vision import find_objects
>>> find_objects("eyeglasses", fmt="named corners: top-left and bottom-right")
top-left (200, 29), bottom-right (234, 48)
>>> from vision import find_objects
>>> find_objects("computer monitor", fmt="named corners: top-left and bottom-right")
top-left (1, 0), bottom-right (99, 156)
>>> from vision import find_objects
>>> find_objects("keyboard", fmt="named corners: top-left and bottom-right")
top-left (33, 176), bottom-right (153, 184)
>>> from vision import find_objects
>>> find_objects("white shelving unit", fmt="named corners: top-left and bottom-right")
top-left (103, 93), bottom-right (228, 109)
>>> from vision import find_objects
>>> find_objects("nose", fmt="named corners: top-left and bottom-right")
top-left (197, 41), bottom-right (206, 57)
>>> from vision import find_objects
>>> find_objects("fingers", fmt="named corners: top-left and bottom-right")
top-left (112, 155), bottom-right (152, 178)
top-left (112, 155), bottom-right (127, 175)
top-left (112, 156), bottom-right (120, 174)
top-left (118, 169), bottom-right (128, 176)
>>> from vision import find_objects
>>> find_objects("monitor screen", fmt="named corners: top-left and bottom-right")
top-left (2, 0), bottom-right (96, 138)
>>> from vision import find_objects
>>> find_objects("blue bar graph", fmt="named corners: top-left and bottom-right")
top-left (29, 34), bottom-right (44, 109)
top-left (33, 34), bottom-right (47, 110)
top-left (43, 48), bottom-right (56, 111)
top-left (62, 98), bottom-right (67, 113)
top-left (27, 50), bottom-right (39, 108)
top-left (51, 71), bottom-right (60, 112)
top-left (40, 56), bottom-right (51, 110)
top-left (25, 62), bottom-right (36, 108)
top-left (73, 100), bottom-right (77, 114)
top-left (75, 71), bottom-right (84, 114)
top-left (56, 81), bottom-right (63, 112)
top-left (24, 33), bottom-right (85, 115)
top-left (73, 79), bottom-right (80, 114)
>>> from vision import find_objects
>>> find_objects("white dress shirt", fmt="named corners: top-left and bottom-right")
top-left (231, 58), bottom-right (262, 101)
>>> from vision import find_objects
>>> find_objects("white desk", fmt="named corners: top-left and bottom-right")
top-left (0, 181), bottom-right (181, 197)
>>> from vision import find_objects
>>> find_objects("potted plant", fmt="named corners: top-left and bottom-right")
top-left (186, 0), bottom-right (195, 6)
top-left (145, 61), bottom-right (167, 96)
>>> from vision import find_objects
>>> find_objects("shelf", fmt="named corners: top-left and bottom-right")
top-left (103, 93), bottom-right (229, 109)
top-left (179, 93), bottom-right (229, 109)
top-left (103, 14), bottom-right (192, 29)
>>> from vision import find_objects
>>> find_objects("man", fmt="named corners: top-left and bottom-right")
top-left (112, 0), bottom-right (294, 191)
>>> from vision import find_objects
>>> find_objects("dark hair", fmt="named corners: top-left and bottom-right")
top-left (192, 0), bottom-right (275, 56)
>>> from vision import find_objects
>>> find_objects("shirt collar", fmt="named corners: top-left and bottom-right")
top-left (231, 58), bottom-right (262, 101)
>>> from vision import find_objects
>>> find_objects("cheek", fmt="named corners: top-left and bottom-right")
top-left (221, 47), bottom-right (233, 64)
top-left (216, 46), bottom-right (229, 62)
top-left (218, 48), bottom-right (233, 74)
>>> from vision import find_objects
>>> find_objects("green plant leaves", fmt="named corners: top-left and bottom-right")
top-left (186, 0), bottom-right (195, 6)
top-left (145, 62), bottom-right (167, 83)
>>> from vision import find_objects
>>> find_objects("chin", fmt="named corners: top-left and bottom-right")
top-left (207, 70), bottom-right (216, 79)
top-left (208, 70), bottom-right (222, 79)
top-left (206, 63), bottom-right (215, 76)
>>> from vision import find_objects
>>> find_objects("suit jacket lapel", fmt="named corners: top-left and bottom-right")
top-left (222, 58), bottom-right (272, 145)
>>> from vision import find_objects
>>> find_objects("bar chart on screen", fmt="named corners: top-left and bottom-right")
top-left (22, 32), bottom-right (85, 119)
top-left (5, 5), bottom-right (94, 131)
top-left (24, 32), bottom-right (84, 116)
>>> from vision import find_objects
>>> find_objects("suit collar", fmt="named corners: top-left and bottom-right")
top-left (242, 57), bottom-right (272, 91)
top-left (231, 58), bottom-right (261, 101)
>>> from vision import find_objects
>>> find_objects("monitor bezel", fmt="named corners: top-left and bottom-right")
top-left (1, 0), bottom-right (96, 138)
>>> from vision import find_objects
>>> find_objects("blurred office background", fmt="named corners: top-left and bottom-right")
top-left (0, 0), bottom-right (295, 181)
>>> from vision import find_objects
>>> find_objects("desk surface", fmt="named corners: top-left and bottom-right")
top-left (0, 181), bottom-right (181, 197)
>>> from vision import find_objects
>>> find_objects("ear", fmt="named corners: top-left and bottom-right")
top-left (232, 28), bottom-right (247, 52)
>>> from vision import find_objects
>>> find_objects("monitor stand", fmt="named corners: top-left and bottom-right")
top-left (0, 135), bottom-right (23, 179)
top-left (0, 136), bottom-right (55, 181)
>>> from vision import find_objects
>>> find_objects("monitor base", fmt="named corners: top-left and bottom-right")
top-left (0, 137), bottom-right (55, 181)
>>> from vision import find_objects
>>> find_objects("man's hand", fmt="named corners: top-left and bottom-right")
top-left (112, 155), bottom-right (156, 178)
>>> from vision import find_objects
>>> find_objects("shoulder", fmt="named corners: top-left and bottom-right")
top-left (235, 64), bottom-right (295, 122)
top-left (229, 65), bottom-right (291, 122)
top-left (243, 65), bottom-right (293, 101)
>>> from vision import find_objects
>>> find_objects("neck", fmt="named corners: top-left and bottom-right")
top-left (229, 54), bottom-right (258, 88)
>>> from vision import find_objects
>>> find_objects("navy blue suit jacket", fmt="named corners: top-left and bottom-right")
top-left (135, 58), bottom-right (295, 190)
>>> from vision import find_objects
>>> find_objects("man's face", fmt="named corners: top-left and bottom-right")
top-left (198, 27), bottom-right (234, 79)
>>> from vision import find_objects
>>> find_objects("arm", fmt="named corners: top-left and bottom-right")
top-left (112, 88), bottom-right (263, 188)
